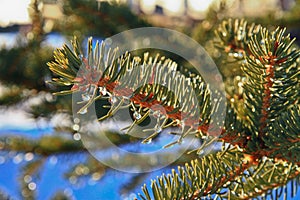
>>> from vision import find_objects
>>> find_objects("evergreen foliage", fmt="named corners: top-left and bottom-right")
top-left (48, 18), bottom-right (300, 199)
top-left (56, 0), bottom-right (150, 40)
top-left (1, 0), bottom-right (300, 199)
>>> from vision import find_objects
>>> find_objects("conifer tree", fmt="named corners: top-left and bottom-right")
top-left (47, 18), bottom-right (300, 199)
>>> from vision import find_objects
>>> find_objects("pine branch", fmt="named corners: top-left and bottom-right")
top-left (138, 148), bottom-right (256, 200)
top-left (261, 104), bottom-right (300, 163)
top-left (19, 159), bottom-right (45, 200)
top-left (207, 18), bottom-right (300, 199)
top-left (48, 37), bottom-right (215, 148)
top-left (0, 131), bottom-right (139, 156)
top-left (47, 19), bottom-right (300, 199)
top-left (220, 104), bottom-right (249, 149)
top-left (0, 135), bottom-right (84, 156)
top-left (223, 158), bottom-right (300, 199)
top-left (138, 149), bottom-right (300, 200)
top-left (63, 156), bottom-right (106, 183)
top-left (214, 18), bottom-right (261, 60)
top-left (241, 26), bottom-right (300, 158)
top-left (215, 19), bottom-right (300, 159)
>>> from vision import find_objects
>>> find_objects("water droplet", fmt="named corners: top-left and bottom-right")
top-left (133, 111), bottom-right (141, 120)
top-left (109, 96), bottom-right (117, 104)
top-left (99, 87), bottom-right (107, 96)
top-left (81, 93), bottom-right (91, 101)
top-left (92, 172), bottom-right (102, 181)
top-left (238, 52), bottom-right (243, 58)
top-left (22, 189), bottom-right (30, 197)
top-left (74, 118), bottom-right (80, 124)
top-left (144, 138), bottom-right (152, 144)
top-left (262, 156), bottom-right (268, 162)
top-left (73, 133), bottom-right (81, 141)
top-left (69, 176), bottom-right (77, 184)
top-left (24, 153), bottom-right (34, 161)
top-left (28, 182), bottom-right (36, 191)
top-left (73, 124), bottom-right (80, 131)
top-left (152, 110), bottom-right (161, 118)
top-left (13, 154), bottom-right (23, 164)
top-left (49, 156), bottom-right (58, 165)
top-left (251, 107), bottom-right (256, 112)
top-left (155, 125), bottom-right (162, 133)
top-left (78, 108), bottom-right (88, 115)
top-left (24, 175), bottom-right (32, 183)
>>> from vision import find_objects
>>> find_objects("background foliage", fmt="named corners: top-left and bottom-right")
top-left (0, 0), bottom-right (300, 199)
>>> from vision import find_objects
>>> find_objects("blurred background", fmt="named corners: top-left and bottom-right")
top-left (0, 0), bottom-right (299, 199)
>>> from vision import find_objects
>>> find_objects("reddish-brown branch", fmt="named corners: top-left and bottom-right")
top-left (224, 41), bottom-right (253, 56)
top-left (259, 63), bottom-right (274, 144)
top-left (76, 61), bottom-right (293, 162)
top-left (73, 51), bottom-right (296, 163)
top-left (221, 131), bottom-right (248, 148)
top-left (98, 77), bottom-right (208, 131)
top-left (258, 50), bottom-right (288, 147)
